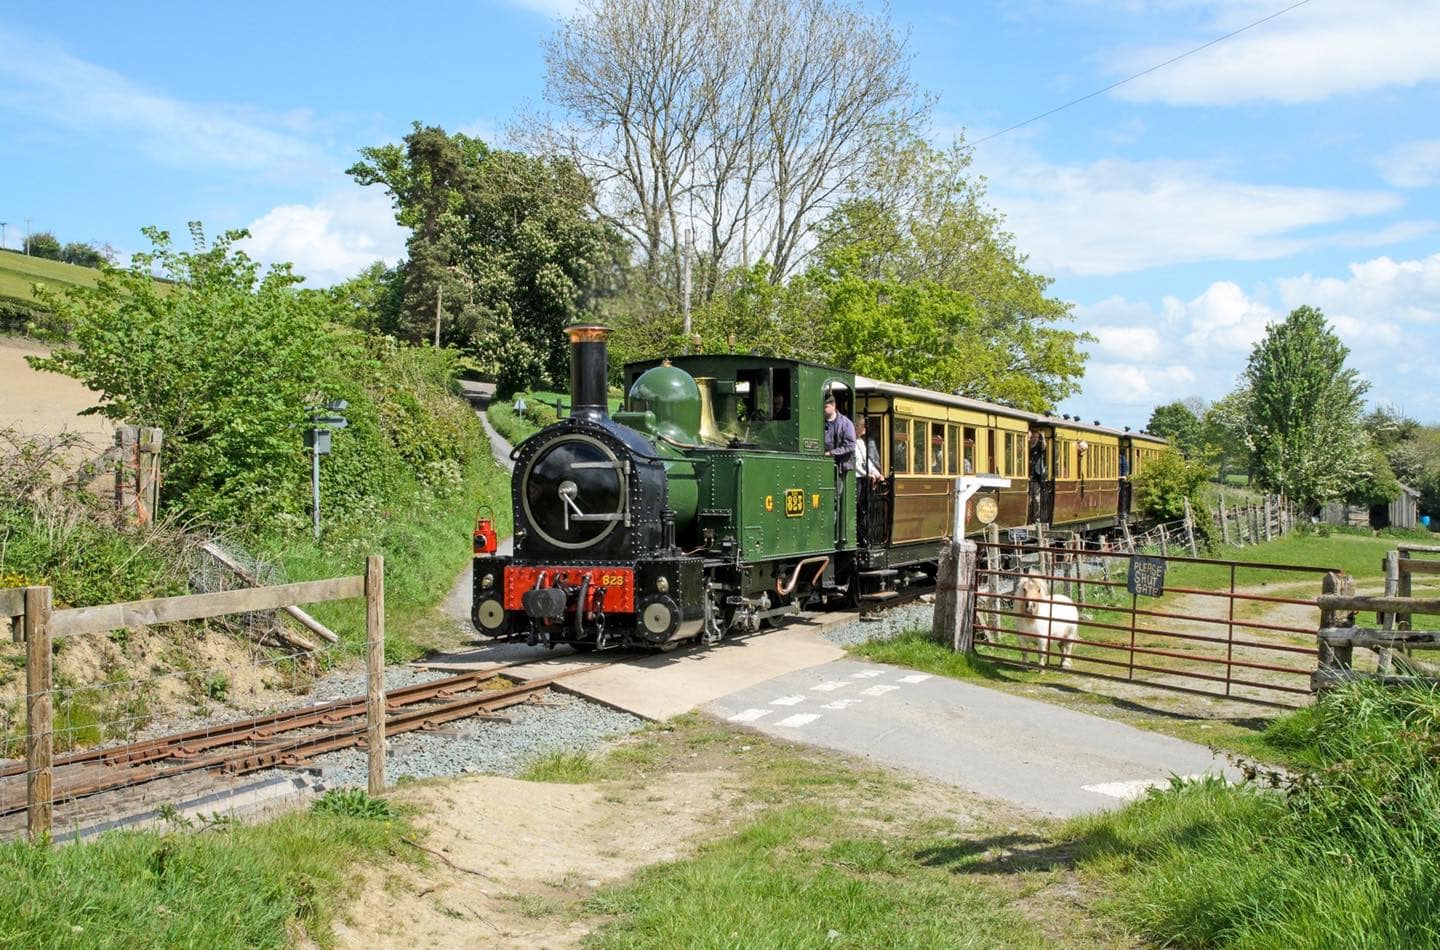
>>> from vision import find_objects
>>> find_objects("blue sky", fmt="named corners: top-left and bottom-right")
top-left (2, 0), bottom-right (1438, 430)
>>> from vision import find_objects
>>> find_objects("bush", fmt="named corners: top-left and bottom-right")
top-left (1134, 450), bottom-right (1212, 522)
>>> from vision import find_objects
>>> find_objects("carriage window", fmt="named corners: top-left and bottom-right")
top-left (962, 426), bottom-right (976, 474)
top-left (929, 422), bottom-right (945, 474)
top-left (986, 429), bottom-right (997, 473)
top-left (947, 424), bottom-right (959, 474)
top-left (913, 420), bottom-right (927, 473)
top-left (893, 418), bottom-right (910, 474)
top-left (1059, 440), bottom-right (1070, 480)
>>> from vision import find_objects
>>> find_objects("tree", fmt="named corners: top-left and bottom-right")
top-left (29, 225), bottom-right (355, 525)
top-left (1200, 391), bottom-right (1251, 483)
top-left (350, 124), bottom-right (625, 393)
top-left (1146, 401), bottom-right (1201, 456)
top-left (807, 135), bottom-right (1087, 411)
top-left (1241, 305), bottom-right (1369, 510)
top-left (26, 231), bottom-right (61, 260)
top-left (528, 0), bottom-right (924, 301)
top-left (60, 241), bottom-right (106, 268)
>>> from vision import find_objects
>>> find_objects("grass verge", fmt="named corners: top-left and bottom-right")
top-left (519, 749), bottom-right (603, 784)
top-left (1065, 680), bottom-right (1440, 947)
top-left (0, 798), bottom-right (410, 949)
top-left (575, 714), bottom-right (1089, 948)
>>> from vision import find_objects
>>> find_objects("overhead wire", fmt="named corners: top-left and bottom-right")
top-left (970, 0), bottom-right (1316, 147)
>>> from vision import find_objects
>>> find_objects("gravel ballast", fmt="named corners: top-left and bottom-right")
top-left (819, 601), bottom-right (934, 648)
top-left (312, 690), bottom-right (645, 787)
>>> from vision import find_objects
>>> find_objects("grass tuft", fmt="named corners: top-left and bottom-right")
top-left (520, 750), bottom-right (603, 784)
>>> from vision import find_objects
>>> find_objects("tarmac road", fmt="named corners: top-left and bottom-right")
top-left (705, 657), bottom-right (1239, 817)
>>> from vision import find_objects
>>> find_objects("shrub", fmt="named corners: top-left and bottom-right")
top-left (1134, 450), bottom-right (1212, 522)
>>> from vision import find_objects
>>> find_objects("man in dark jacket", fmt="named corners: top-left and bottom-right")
top-left (823, 396), bottom-right (855, 545)
top-left (1028, 430), bottom-right (1048, 525)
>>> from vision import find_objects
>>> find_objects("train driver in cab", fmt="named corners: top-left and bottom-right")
top-left (822, 395), bottom-right (856, 544)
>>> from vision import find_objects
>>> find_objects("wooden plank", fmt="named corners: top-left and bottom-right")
top-left (1397, 558), bottom-right (1440, 576)
top-left (48, 576), bottom-right (364, 638)
top-left (1398, 544), bottom-right (1440, 555)
top-left (366, 556), bottom-right (386, 796)
top-left (25, 587), bottom-right (52, 841)
top-left (201, 542), bottom-right (340, 644)
top-left (0, 588), bottom-right (24, 620)
top-left (1318, 627), bottom-right (1440, 649)
top-left (1316, 593), bottom-right (1440, 616)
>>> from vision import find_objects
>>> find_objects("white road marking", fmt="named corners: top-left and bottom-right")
top-left (861, 684), bottom-right (900, 696)
top-left (727, 708), bottom-right (773, 723)
top-left (849, 670), bottom-right (884, 679)
top-left (822, 699), bottom-right (863, 710)
top-left (774, 713), bottom-right (821, 728)
top-left (897, 674), bottom-right (932, 683)
top-left (811, 681), bottom-right (849, 692)
top-left (770, 695), bottom-right (806, 706)
top-left (1082, 775), bottom-right (1205, 801)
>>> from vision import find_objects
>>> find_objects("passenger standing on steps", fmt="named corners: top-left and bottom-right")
top-left (1028, 429), bottom-right (1048, 524)
top-left (823, 396), bottom-right (855, 545)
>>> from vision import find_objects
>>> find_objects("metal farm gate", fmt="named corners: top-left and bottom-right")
top-left (970, 541), bottom-right (1336, 706)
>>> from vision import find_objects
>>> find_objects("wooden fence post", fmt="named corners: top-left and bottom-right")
top-left (137, 427), bottom-right (163, 524)
top-left (25, 586), bottom-right (53, 842)
top-left (365, 556), bottom-right (386, 796)
top-left (1378, 550), bottom-right (1399, 675)
top-left (1182, 497), bottom-right (1198, 557)
top-left (1314, 571), bottom-right (1355, 691)
top-left (932, 539), bottom-right (977, 652)
top-left (1264, 496), bottom-right (1274, 542)
top-left (1120, 518), bottom-right (1134, 554)
top-left (1218, 492), bottom-right (1231, 546)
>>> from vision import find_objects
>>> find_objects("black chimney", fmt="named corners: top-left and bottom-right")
top-left (566, 324), bottom-right (610, 422)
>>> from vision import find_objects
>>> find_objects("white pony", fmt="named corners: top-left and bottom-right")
top-left (1013, 574), bottom-right (1079, 669)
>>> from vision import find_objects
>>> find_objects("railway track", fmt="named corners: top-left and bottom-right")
top-left (0, 660), bottom-right (597, 820)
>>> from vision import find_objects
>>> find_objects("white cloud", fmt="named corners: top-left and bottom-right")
top-left (1064, 251), bottom-right (1440, 423)
top-left (241, 188), bottom-right (407, 287)
top-left (0, 25), bottom-right (321, 174)
top-left (988, 156), bottom-right (1400, 276)
top-left (1108, 1), bottom-right (1440, 106)
top-left (1377, 139), bottom-right (1440, 188)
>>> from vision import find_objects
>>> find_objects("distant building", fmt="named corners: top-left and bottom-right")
top-left (1320, 482), bottom-right (1421, 531)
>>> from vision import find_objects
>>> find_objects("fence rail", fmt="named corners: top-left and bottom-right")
top-left (1, 557), bottom-right (384, 842)
top-left (1315, 544), bottom-right (1440, 689)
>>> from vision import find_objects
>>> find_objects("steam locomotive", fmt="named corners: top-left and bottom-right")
top-left (471, 325), bottom-right (1166, 651)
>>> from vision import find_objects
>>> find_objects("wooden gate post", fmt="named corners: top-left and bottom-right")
top-left (1218, 492), bottom-right (1231, 546)
top-left (24, 586), bottom-right (53, 842)
top-left (1314, 571), bottom-right (1355, 691)
top-left (1182, 497), bottom-right (1198, 557)
top-left (365, 556), bottom-right (386, 795)
top-left (932, 539), bottom-right (977, 652)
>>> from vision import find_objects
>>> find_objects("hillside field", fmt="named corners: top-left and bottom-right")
top-left (0, 250), bottom-right (101, 300)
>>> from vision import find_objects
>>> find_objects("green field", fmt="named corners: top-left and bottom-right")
top-left (0, 251), bottom-right (101, 300)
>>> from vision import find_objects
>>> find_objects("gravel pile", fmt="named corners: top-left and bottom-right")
top-left (820, 601), bottom-right (934, 648)
top-left (311, 690), bottom-right (644, 787)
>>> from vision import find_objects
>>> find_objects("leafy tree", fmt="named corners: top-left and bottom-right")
top-left (1133, 449), bottom-right (1212, 523)
top-left (1241, 305), bottom-right (1369, 510)
top-left (60, 242), bottom-right (106, 268)
top-left (1200, 391), bottom-right (1251, 483)
top-left (30, 225), bottom-right (365, 525)
top-left (1345, 436), bottom-right (1401, 508)
top-left (26, 231), bottom-right (61, 260)
top-left (807, 135), bottom-right (1087, 411)
top-left (1146, 401), bottom-right (1202, 456)
top-left (350, 124), bottom-right (625, 394)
